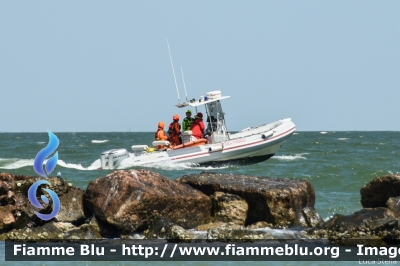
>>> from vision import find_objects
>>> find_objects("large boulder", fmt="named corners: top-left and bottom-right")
top-left (361, 175), bottom-right (400, 208)
top-left (84, 170), bottom-right (211, 233)
top-left (177, 172), bottom-right (321, 228)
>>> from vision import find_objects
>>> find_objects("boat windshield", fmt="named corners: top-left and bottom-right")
top-left (204, 100), bottom-right (230, 143)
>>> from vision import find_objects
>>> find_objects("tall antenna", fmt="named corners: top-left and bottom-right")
top-left (166, 38), bottom-right (180, 103)
top-left (180, 66), bottom-right (189, 102)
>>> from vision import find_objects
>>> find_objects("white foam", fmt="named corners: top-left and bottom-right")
top-left (293, 133), bottom-right (299, 135)
top-left (57, 160), bottom-right (100, 171)
top-left (0, 159), bottom-right (34, 169)
top-left (37, 142), bottom-right (45, 144)
top-left (320, 132), bottom-right (328, 134)
top-left (272, 153), bottom-right (307, 161)
top-left (91, 140), bottom-right (109, 143)
top-left (0, 157), bottom-right (101, 171)
top-left (338, 138), bottom-right (348, 140)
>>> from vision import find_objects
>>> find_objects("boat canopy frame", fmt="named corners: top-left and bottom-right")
top-left (176, 95), bottom-right (231, 143)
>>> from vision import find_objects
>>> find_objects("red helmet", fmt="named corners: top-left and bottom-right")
top-left (196, 112), bottom-right (203, 118)
top-left (173, 114), bottom-right (180, 121)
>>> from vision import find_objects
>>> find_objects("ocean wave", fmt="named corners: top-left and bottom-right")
top-left (37, 142), bottom-right (45, 144)
top-left (320, 132), bottom-right (328, 134)
top-left (272, 154), bottom-right (307, 161)
top-left (338, 138), bottom-right (348, 140)
top-left (91, 140), bottom-right (109, 144)
top-left (0, 158), bottom-right (100, 171)
top-left (0, 158), bottom-right (34, 169)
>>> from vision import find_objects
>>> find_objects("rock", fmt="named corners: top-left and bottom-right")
top-left (246, 221), bottom-right (273, 230)
top-left (0, 173), bottom-right (87, 233)
top-left (361, 175), bottom-right (400, 208)
top-left (143, 216), bottom-right (194, 240)
top-left (166, 225), bottom-right (194, 240)
top-left (84, 170), bottom-right (211, 233)
top-left (0, 221), bottom-right (101, 240)
top-left (205, 223), bottom-right (273, 241)
top-left (50, 177), bottom-right (86, 224)
top-left (195, 222), bottom-right (228, 231)
top-left (62, 223), bottom-right (102, 239)
top-left (309, 208), bottom-right (400, 244)
top-left (211, 192), bottom-right (248, 225)
top-left (143, 217), bottom-right (176, 239)
top-left (386, 197), bottom-right (400, 216)
top-left (85, 214), bottom-right (120, 238)
top-left (0, 174), bottom-right (43, 233)
top-left (315, 208), bottom-right (397, 232)
top-left (177, 172), bottom-right (321, 228)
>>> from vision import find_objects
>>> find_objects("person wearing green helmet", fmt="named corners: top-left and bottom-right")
top-left (182, 109), bottom-right (194, 131)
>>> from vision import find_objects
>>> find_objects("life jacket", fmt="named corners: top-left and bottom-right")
top-left (155, 128), bottom-right (166, 140)
top-left (182, 117), bottom-right (194, 131)
top-left (168, 121), bottom-right (181, 136)
top-left (190, 119), bottom-right (205, 139)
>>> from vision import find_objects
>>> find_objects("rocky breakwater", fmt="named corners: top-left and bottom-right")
top-left (0, 170), bottom-right (321, 241)
top-left (308, 175), bottom-right (400, 245)
top-left (0, 172), bottom-right (101, 240)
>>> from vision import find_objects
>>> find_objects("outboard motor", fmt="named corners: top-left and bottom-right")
top-left (100, 148), bottom-right (129, 170)
top-left (100, 149), bottom-right (116, 169)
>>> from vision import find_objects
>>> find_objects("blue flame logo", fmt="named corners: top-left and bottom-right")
top-left (28, 130), bottom-right (61, 220)
top-left (33, 130), bottom-right (59, 177)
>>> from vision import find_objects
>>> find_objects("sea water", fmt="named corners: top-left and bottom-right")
top-left (0, 131), bottom-right (399, 265)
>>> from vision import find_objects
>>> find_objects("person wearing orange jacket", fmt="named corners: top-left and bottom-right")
top-left (168, 114), bottom-right (181, 146)
top-left (155, 122), bottom-right (168, 149)
top-left (190, 112), bottom-right (205, 139)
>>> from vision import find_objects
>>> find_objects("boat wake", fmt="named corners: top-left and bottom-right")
top-left (57, 160), bottom-right (99, 171)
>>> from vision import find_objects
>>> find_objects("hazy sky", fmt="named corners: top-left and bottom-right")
top-left (1, 1), bottom-right (399, 132)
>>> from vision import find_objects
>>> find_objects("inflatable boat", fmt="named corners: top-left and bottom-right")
top-left (100, 90), bottom-right (296, 169)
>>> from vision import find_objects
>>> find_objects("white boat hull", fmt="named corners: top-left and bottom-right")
top-left (100, 118), bottom-right (295, 169)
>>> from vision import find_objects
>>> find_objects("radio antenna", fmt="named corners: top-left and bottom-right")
top-left (166, 38), bottom-right (180, 103)
top-left (180, 66), bottom-right (189, 102)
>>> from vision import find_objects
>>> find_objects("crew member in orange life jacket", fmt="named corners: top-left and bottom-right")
top-left (168, 114), bottom-right (181, 146)
top-left (155, 122), bottom-right (168, 149)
